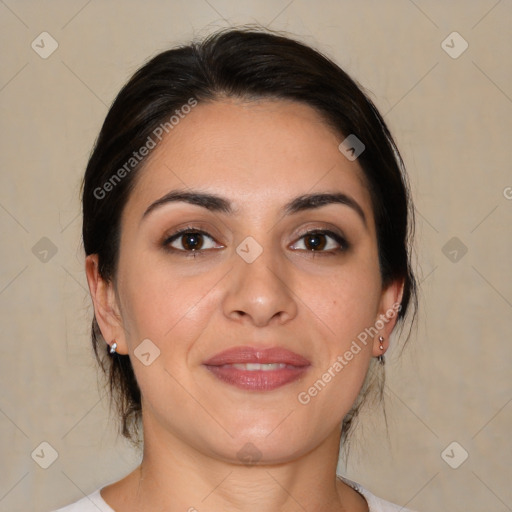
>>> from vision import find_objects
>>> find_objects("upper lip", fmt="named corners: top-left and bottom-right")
top-left (203, 346), bottom-right (311, 366)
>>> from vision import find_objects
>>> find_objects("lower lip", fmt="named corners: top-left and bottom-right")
top-left (204, 364), bottom-right (309, 391)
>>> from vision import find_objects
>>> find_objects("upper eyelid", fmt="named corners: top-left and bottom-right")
top-left (166, 227), bottom-right (213, 238)
top-left (165, 227), bottom-right (344, 239)
top-left (294, 226), bottom-right (345, 238)
top-left (164, 228), bottom-right (219, 245)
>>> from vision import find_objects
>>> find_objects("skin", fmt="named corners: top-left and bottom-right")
top-left (86, 98), bottom-right (403, 512)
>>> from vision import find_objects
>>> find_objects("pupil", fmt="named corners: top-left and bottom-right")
top-left (183, 233), bottom-right (202, 250)
top-left (306, 234), bottom-right (325, 251)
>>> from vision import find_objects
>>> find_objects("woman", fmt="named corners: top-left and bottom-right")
top-left (55, 27), bottom-right (418, 512)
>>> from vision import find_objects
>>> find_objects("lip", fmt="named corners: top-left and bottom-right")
top-left (203, 346), bottom-right (311, 391)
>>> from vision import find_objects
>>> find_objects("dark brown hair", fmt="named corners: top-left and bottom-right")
top-left (81, 26), bottom-right (417, 449)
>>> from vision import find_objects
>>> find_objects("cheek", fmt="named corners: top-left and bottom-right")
top-left (117, 252), bottom-right (222, 349)
top-left (300, 260), bottom-right (382, 342)
top-left (294, 269), bottom-right (381, 424)
top-left (116, 261), bottom-right (223, 412)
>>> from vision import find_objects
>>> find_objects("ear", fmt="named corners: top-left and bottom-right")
top-left (85, 254), bottom-right (128, 355)
top-left (371, 277), bottom-right (405, 357)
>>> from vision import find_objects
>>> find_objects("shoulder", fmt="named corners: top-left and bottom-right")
top-left (339, 476), bottom-right (418, 512)
top-left (51, 489), bottom-right (115, 512)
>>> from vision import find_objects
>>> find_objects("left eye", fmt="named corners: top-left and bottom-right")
top-left (290, 231), bottom-right (347, 252)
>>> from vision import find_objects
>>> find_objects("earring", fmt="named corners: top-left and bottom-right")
top-left (109, 341), bottom-right (117, 354)
top-left (377, 336), bottom-right (385, 364)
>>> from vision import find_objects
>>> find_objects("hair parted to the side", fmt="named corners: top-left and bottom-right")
top-left (81, 25), bottom-right (417, 453)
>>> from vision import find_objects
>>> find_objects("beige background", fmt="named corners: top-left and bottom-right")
top-left (1, 1), bottom-right (511, 511)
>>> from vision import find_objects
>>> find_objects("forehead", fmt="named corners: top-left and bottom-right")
top-left (124, 98), bottom-right (373, 220)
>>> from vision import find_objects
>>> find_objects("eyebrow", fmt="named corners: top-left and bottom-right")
top-left (284, 192), bottom-right (366, 226)
top-left (141, 189), bottom-right (367, 227)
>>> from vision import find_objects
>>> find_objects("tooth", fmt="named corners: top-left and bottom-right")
top-left (262, 363), bottom-right (286, 371)
top-left (230, 363), bottom-right (287, 371)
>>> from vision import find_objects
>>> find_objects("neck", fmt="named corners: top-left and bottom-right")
top-left (106, 417), bottom-right (367, 512)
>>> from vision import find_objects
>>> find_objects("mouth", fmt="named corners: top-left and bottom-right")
top-left (203, 346), bottom-right (311, 391)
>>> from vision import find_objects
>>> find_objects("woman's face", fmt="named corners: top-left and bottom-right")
top-left (89, 98), bottom-right (401, 463)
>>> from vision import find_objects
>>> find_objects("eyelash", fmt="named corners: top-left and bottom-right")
top-left (162, 226), bottom-right (350, 258)
top-left (162, 227), bottom-right (219, 259)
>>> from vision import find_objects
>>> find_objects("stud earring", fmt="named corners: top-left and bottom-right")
top-left (109, 341), bottom-right (117, 354)
top-left (377, 335), bottom-right (385, 364)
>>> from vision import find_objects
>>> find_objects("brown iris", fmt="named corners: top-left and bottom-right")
top-left (303, 233), bottom-right (327, 251)
top-left (181, 233), bottom-right (204, 251)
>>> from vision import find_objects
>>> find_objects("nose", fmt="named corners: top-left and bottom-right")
top-left (222, 244), bottom-right (298, 328)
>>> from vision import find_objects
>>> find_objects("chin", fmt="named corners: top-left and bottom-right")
top-left (208, 419), bottom-right (316, 465)
top-left (210, 436), bottom-right (313, 467)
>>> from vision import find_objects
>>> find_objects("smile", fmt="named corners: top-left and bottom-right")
top-left (203, 346), bottom-right (311, 391)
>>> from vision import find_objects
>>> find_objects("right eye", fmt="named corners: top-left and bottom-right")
top-left (163, 228), bottom-right (223, 254)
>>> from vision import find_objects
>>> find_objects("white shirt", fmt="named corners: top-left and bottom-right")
top-left (52, 477), bottom-right (416, 512)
